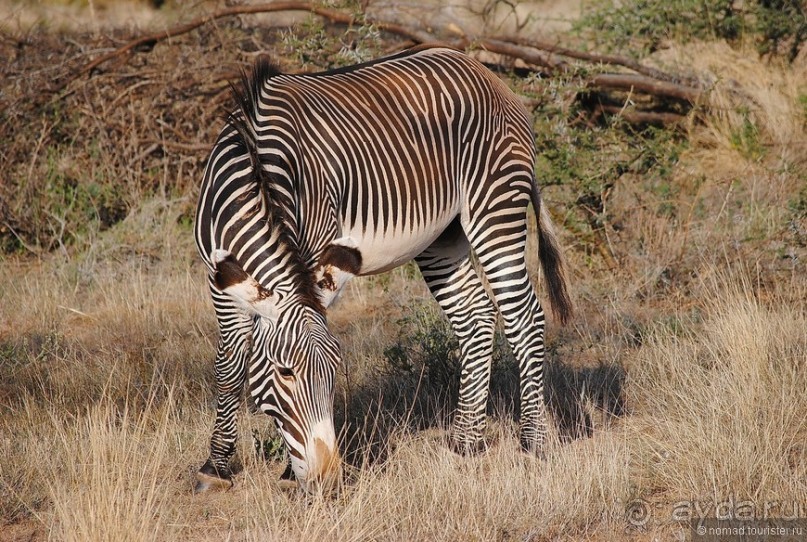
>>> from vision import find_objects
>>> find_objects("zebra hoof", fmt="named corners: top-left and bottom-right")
top-left (277, 459), bottom-right (298, 490)
top-left (449, 437), bottom-right (488, 456)
top-left (519, 439), bottom-right (547, 461)
top-left (193, 460), bottom-right (234, 494)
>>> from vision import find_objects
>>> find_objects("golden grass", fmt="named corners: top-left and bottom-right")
top-left (7, 397), bottom-right (634, 541)
top-left (628, 271), bottom-right (807, 503)
top-left (42, 399), bottom-right (175, 542)
top-left (2, 244), bottom-right (805, 541)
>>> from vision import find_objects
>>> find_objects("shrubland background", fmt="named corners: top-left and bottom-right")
top-left (1, 0), bottom-right (805, 540)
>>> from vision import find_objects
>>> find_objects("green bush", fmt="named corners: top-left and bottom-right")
top-left (382, 303), bottom-right (521, 411)
top-left (576, 0), bottom-right (805, 60)
top-left (383, 304), bottom-right (462, 394)
top-left (576, 0), bottom-right (744, 55)
top-left (755, 0), bottom-right (807, 61)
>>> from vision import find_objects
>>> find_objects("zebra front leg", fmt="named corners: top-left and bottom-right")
top-left (195, 289), bottom-right (252, 493)
top-left (416, 223), bottom-right (497, 455)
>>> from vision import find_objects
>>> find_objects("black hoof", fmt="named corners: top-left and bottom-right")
top-left (194, 460), bottom-right (234, 494)
top-left (280, 460), bottom-right (297, 481)
top-left (520, 438), bottom-right (547, 460)
top-left (277, 459), bottom-right (298, 490)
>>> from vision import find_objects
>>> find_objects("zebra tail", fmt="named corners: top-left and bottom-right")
top-left (531, 185), bottom-right (573, 326)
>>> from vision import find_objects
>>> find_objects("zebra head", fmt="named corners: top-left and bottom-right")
top-left (212, 250), bottom-right (343, 492)
top-left (257, 304), bottom-right (342, 493)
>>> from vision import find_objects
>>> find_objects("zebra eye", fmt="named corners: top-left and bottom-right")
top-left (277, 366), bottom-right (295, 379)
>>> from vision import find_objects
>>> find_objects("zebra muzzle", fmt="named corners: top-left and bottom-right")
top-left (295, 430), bottom-right (342, 495)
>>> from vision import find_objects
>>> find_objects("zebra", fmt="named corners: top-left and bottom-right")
top-left (193, 44), bottom-right (572, 493)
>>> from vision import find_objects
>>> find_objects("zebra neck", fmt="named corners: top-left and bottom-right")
top-left (259, 169), bottom-right (338, 270)
top-left (255, 193), bottom-right (324, 314)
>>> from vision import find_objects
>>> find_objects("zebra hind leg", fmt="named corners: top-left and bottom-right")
top-left (466, 186), bottom-right (550, 457)
top-left (415, 220), bottom-right (497, 455)
top-left (195, 285), bottom-right (253, 493)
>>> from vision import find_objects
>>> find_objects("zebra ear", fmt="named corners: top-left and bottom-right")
top-left (211, 250), bottom-right (280, 322)
top-left (315, 239), bottom-right (362, 309)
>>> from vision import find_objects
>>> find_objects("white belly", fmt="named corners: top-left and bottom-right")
top-left (344, 214), bottom-right (457, 275)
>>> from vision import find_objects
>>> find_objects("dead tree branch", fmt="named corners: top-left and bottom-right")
top-left (62, 2), bottom-right (714, 125)
top-left (70, 1), bottom-right (433, 82)
top-left (589, 73), bottom-right (700, 102)
top-left (492, 36), bottom-right (701, 86)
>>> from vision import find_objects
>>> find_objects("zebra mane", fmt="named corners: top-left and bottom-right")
top-left (227, 57), bottom-right (325, 315)
top-left (230, 55), bottom-right (281, 120)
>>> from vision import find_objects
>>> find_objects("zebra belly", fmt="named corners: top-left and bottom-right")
top-left (344, 214), bottom-right (457, 275)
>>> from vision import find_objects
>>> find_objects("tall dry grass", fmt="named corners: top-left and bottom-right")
top-left (2, 248), bottom-right (805, 541)
top-left (40, 398), bottom-right (175, 542)
top-left (628, 271), bottom-right (807, 504)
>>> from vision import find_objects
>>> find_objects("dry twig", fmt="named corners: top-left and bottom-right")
top-left (60, 1), bottom-right (709, 125)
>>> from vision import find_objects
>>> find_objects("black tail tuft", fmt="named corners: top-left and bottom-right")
top-left (531, 185), bottom-right (573, 326)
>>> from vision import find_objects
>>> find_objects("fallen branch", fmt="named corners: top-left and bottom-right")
top-left (61, 1), bottom-right (713, 125)
top-left (469, 38), bottom-right (569, 71)
top-left (493, 35), bottom-right (701, 87)
top-left (70, 1), bottom-right (433, 82)
top-left (589, 73), bottom-right (701, 102)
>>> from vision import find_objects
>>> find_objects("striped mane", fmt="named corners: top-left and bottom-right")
top-left (227, 57), bottom-right (324, 314)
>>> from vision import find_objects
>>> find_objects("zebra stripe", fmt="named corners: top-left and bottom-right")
top-left (193, 44), bottom-right (572, 492)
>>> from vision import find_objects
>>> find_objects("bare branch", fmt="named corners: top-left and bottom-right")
top-left (491, 35), bottom-right (700, 86)
top-left (589, 73), bottom-right (701, 102)
top-left (55, 2), bottom-right (716, 126)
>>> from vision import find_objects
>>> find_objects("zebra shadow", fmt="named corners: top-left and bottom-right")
top-left (333, 337), bottom-right (627, 471)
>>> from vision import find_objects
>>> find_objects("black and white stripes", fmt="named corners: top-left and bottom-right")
top-left (193, 45), bottom-right (572, 492)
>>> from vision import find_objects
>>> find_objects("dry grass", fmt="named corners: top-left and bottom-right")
top-left (2, 257), bottom-right (804, 541)
top-left (41, 399), bottom-right (176, 542)
top-left (628, 271), bottom-right (807, 503)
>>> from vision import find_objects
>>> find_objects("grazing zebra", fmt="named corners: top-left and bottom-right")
top-left (193, 44), bottom-right (572, 493)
